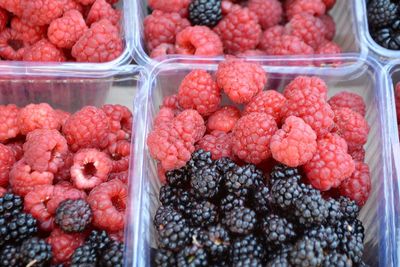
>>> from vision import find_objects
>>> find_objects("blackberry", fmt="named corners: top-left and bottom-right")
top-left (0, 245), bottom-right (21, 267)
top-left (335, 219), bottom-right (365, 242)
top-left (372, 19), bottom-right (400, 50)
top-left (99, 242), bottom-right (124, 267)
top-left (269, 164), bottom-right (301, 186)
top-left (233, 257), bottom-right (263, 267)
top-left (166, 166), bottom-right (190, 188)
top-left (252, 185), bottom-right (271, 214)
top-left (335, 220), bottom-right (365, 263)
top-left (55, 199), bottom-right (92, 233)
top-left (322, 251), bottom-right (352, 267)
top-left (270, 177), bottom-right (303, 210)
top-left (4, 212), bottom-right (37, 243)
top-left (230, 235), bottom-right (265, 262)
top-left (367, 0), bottom-right (398, 28)
top-left (224, 206), bottom-right (256, 235)
top-left (188, 150), bottom-right (214, 173)
top-left (187, 200), bottom-right (218, 227)
top-left (215, 157), bottom-right (237, 174)
top-left (20, 237), bottom-right (52, 267)
top-left (266, 253), bottom-right (290, 267)
top-left (338, 196), bottom-right (360, 219)
top-left (177, 245), bottom-right (209, 267)
top-left (154, 205), bottom-right (184, 230)
top-left (154, 249), bottom-right (176, 267)
top-left (189, 0), bottom-right (222, 27)
top-left (158, 218), bottom-right (191, 252)
top-left (0, 193), bottom-right (23, 219)
top-left (262, 214), bottom-right (296, 247)
top-left (70, 244), bottom-right (97, 267)
top-left (220, 194), bottom-right (245, 214)
top-left (191, 164), bottom-right (221, 199)
top-left (201, 224), bottom-right (230, 257)
top-left (326, 198), bottom-right (343, 224)
top-left (225, 164), bottom-right (264, 197)
top-left (305, 225), bottom-right (339, 250)
top-left (86, 230), bottom-right (112, 252)
top-left (293, 190), bottom-right (328, 227)
top-left (176, 191), bottom-right (195, 215)
top-left (159, 185), bottom-right (180, 206)
top-left (289, 237), bottom-right (324, 267)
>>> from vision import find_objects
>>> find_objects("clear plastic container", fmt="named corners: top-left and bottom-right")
top-left (132, 0), bottom-right (368, 66)
top-left (131, 56), bottom-right (397, 267)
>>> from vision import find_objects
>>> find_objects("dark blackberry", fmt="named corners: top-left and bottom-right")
top-left (20, 237), bottom-right (52, 267)
top-left (335, 219), bottom-right (365, 242)
top-left (201, 224), bottom-right (230, 257)
top-left (55, 199), bottom-right (92, 233)
top-left (215, 157), bottom-right (237, 174)
top-left (189, 0), bottom-right (222, 27)
top-left (367, 0), bottom-right (398, 28)
top-left (158, 218), bottom-right (191, 252)
top-left (338, 196), bottom-right (360, 219)
top-left (176, 191), bottom-right (195, 215)
top-left (0, 193), bottom-right (23, 219)
top-left (372, 20), bottom-right (400, 50)
top-left (187, 200), bottom-right (218, 227)
top-left (99, 241), bottom-right (124, 267)
top-left (225, 164), bottom-right (264, 197)
top-left (289, 237), bottom-right (324, 267)
top-left (188, 149), bottom-right (214, 173)
top-left (266, 253), bottom-right (290, 267)
top-left (326, 198), bottom-right (343, 224)
top-left (4, 212), bottom-right (37, 243)
top-left (224, 206), bottom-right (256, 235)
top-left (166, 166), bottom-right (189, 188)
top-left (305, 225), bottom-right (339, 250)
top-left (191, 164), bottom-right (221, 199)
top-left (177, 245), bottom-right (209, 267)
top-left (293, 190), bottom-right (328, 227)
top-left (335, 220), bottom-right (365, 263)
top-left (86, 230), bottom-right (112, 252)
top-left (154, 205), bottom-right (184, 230)
top-left (232, 257), bottom-right (263, 267)
top-left (270, 177), bottom-right (303, 210)
top-left (189, 227), bottom-right (205, 246)
top-left (0, 244), bottom-right (22, 267)
top-left (159, 185), bottom-right (180, 206)
top-left (154, 249), bottom-right (176, 267)
top-left (230, 235), bottom-right (265, 262)
top-left (220, 194), bottom-right (246, 214)
top-left (322, 251), bottom-right (352, 267)
top-left (269, 164), bottom-right (301, 186)
top-left (70, 244), bottom-right (97, 267)
top-left (252, 185), bottom-right (271, 214)
top-left (262, 214), bottom-right (296, 247)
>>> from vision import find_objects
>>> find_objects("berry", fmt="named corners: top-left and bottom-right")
top-left (20, 237), bottom-right (52, 266)
top-left (236, 49), bottom-right (265, 56)
top-left (21, 0), bottom-right (64, 26)
top-left (305, 225), bottom-right (339, 250)
top-left (220, 194), bottom-right (245, 214)
top-left (0, 29), bottom-right (28, 60)
top-left (148, 0), bottom-right (190, 17)
top-left (325, 198), bottom-right (343, 224)
top-left (319, 14), bottom-right (336, 41)
top-left (252, 185), bottom-right (271, 214)
top-left (244, 90), bottom-right (286, 122)
top-left (158, 218), bottom-right (191, 252)
top-left (188, 149), bottom-right (213, 174)
top-left (293, 190), bottom-right (328, 227)
top-left (0, 144), bottom-right (15, 187)
top-left (159, 185), bottom-right (180, 206)
top-left (322, 252), bottom-right (352, 267)
top-left (86, 0), bottom-right (120, 26)
top-left (86, 230), bottom-right (112, 252)
top-left (201, 224), bottom-right (230, 257)
top-left (187, 200), bottom-right (218, 227)
top-left (215, 157), bottom-right (237, 174)
top-left (177, 245), bottom-right (209, 266)
top-left (230, 235), bottom-right (265, 262)
top-left (3, 212), bottom-right (38, 243)
top-left (71, 19), bottom-right (123, 62)
top-left (213, 7), bottom-right (262, 53)
top-left (55, 199), bottom-right (92, 233)
top-left (154, 206), bottom-right (183, 230)
top-left (196, 131), bottom-right (233, 160)
top-left (270, 116), bottom-right (317, 167)
top-left (11, 17), bottom-right (46, 45)
top-left (262, 214), bottom-right (296, 247)
top-left (207, 106), bottom-right (241, 133)
top-left (178, 69), bottom-right (221, 116)
top-left (175, 26), bottom-right (223, 56)
top-left (71, 244), bottom-right (97, 266)
top-left (0, 104), bottom-right (19, 142)
top-left (335, 220), bottom-right (364, 263)
top-left (231, 112), bottom-right (277, 164)
top-left (46, 228), bottom-right (85, 264)
top-left (233, 257), bottom-right (263, 267)
top-left (258, 25), bottom-right (284, 52)
top-left (166, 167), bottom-right (189, 187)
top-left (372, 20), bottom-right (400, 50)
top-left (191, 164), bottom-right (221, 199)
top-left (367, 0), bottom-right (398, 28)
top-left (316, 40), bottom-right (342, 60)
top-left (248, 0), bottom-right (282, 29)
top-left (188, 0), bottom-right (222, 27)
top-left (270, 177), bottom-right (303, 210)
top-left (266, 34), bottom-right (314, 56)
top-left (224, 206), bottom-right (256, 234)
top-left (283, 75), bottom-right (328, 100)
top-left (102, 104), bottom-right (133, 139)
top-left (338, 196), bottom-right (360, 219)
top-left (328, 92), bottom-right (366, 117)
top-left (267, 252), bottom-right (290, 267)
top-left (75, 0), bottom-right (95, 4)
top-left (23, 38), bottom-right (66, 62)
top-left (0, 0), bottom-right (22, 16)
top-left (87, 179), bottom-right (127, 232)
top-left (289, 237), bottom-right (324, 267)
top-left (150, 43), bottom-right (176, 58)
top-left (0, 193), bottom-right (22, 219)
top-left (18, 103), bottom-right (60, 135)
top-left (285, 0), bottom-right (326, 20)
top-left (225, 164), bottom-right (264, 197)
top-left (64, 0), bottom-right (83, 12)
top-left (269, 164), bottom-right (302, 186)
top-left (0, 245), bottom-right (21, 267)
top-left (99, 242), bottom-right (124, 266)
top-left (154, 249), bottom-right (176, 267)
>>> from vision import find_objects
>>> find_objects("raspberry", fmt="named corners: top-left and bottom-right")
top-left (244, 90), bottom-right (286, 122)
top-left (87, 179), bottom-right (127, 232)
top-left (11, 17), bottom-right (46, 45)
top-left (319, 14), bottom-right (336, 41)
top-left (283, 76), bottom-right (328, 99)
top-left (323, 132), bottom-right (348, 152)
top-left (6, 140), bottom-right (23, 161)
top-left (87, 0), bottom-right (120, 26)
top-left (285, 0), bottom-right (326, 20)
top-left (0, 104), bottom-right (19, 142)
top-left (236, 49), bottom-right (265, 56)
top-left (206, 105), bottom-right (241, 133)
top-left (144, 10), bottom-right (190, 52)
top-left (338, 162), bottom-right (371, 206)
top-left (0, 0), bottom-right (22, 16)
top-left (71, 19), bottom-right (123, 62)
top-left (21, 0), bottom-right (64, 26)
top-left (102, 104), bottom-right (132, 140)
top-left (148, 0), bottom-right (190, 17)
top-left (108, 139), bottom-right (130, 173)
top-left (270, 116), bottom-right (317, 167)
top-left (216, 59), bottom-right (267, 104)
top-left (63, 106), bottom-right (110, 152)
top-left (267, 34), bottom-right (314, 56)
top-left (174, 109), bottom-right (206, 143)
top-left (178, 70), bottom-right (221, 116)
top-left (0, 29), bottom-right (28, 60)
top-left (0, 8), bottom-right (8, 32)
top-left (64, 0), bottom-right (83, 13)
top-left (154, 107), bottom-right (175, 129)
top-left (285, 13), bottom-right (326, 49)
top-left (55, 151), bottom-right (74, 182)
top-left (109, 170), bottom-right (128, 184)
top-left (221, 0), bottom-right (241, 15)
top-left (328, 92), bottom-right (366, 117)
top-left (18, 103), bottom-right (60, 135)
top-left (55, 109), bottom-right (71, 127)
top-left (258, 25), bottom-right (284, 52)
top-left (213, 7), bottom-right (262, 53)
top-left (248, 0), bottom-right (282, 29)
top-left (304, 136), bottom-right (355, 191)
top-left (175, 26), bottom-right (223, 56)
top-left (333, 108), bottom-right (369, 148)
top-left (71, 148), bottom-right (112, 190)
top-left (0, 144), bottom-right (15, 187)
top-left (48, 10), bottom-right (88, 49)
top-left (23, 39), bottom-right (66, 62)
top-left (316, 40), bottom-right (341, 55)
top-left (196, 131), bottom-right (233, 160)
top-left (150, 43), bottom-right (176, 59)
top-left (348, 146), bottom-right (365, 162)
top-left (47, 228), bottom-right (85, 264)
top-left (232, 112), bottom-right (278, 164)
top-left (322, 0), bottom-right (336, 10)
top-left (23, 129), bottom-right (68, 174)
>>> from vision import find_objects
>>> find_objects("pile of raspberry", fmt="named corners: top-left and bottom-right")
top-left (145, 0), bottom-right (341, 62)
top-left (0, 102), bottom-right (132, 265)
top-left (0, 0), bottom-right (123, 62)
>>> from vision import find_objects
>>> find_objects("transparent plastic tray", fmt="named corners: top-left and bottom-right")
top-left (132, 0), bottom-right (368, 66)
top-left (131, 55), bottom-right (397, 267)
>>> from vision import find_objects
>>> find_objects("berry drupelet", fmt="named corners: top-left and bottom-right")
top-left (0, 244), bottom-right (21, 267)
top-left (158, 218), bottom-right (191, 252)
top-left (20, 237), bottom-right (52, 267)
top-left (268, 164), bottom-right (302, 186)
top-left (230, 235), bottom-right (265, 262)
top-left (0, 193), bottom-right (23, 219)
top-left (55, 198), bottom-right (92, 233)
top-left (177, 244), bottom-right (209, 266)
top-left (225, 164), bottom-right (264, 197)
top-left (190, 164), bottom-right (221, 199)
top-left (3, 212), bottom-right (38, 244)
top-left (187, 200), bottom-right (218, 227)
top-left (201, 224), bottom-right (231, 257)
top-left (188, 150), bottom-right (214, 174)
top-left (220, 194), bottom-right (246, 215)
top-left (70, 244), bottom-right (97, 267)
top-left (189, 0), bottom-right (222, 27)
top-left (262, 214), bottom-right (296, 248)
top-left (166, 166), bottom-right (190, 188)
top-left (293, 189), bottom-right (328, 227)
top-left (367, 0), bottom-right (399, 28)
top-left (224, 207), bottom-right (257, 235)
top-left (99, 241), bottom-right (124, 267)
top-left (154, 249), bottom-right (177, 267)
top-left (86, 230), bottom-right (113, 252)
top-left (289, 237), bottom-right (324, 267)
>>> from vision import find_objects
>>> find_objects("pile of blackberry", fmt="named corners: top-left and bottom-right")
top-left (153, 150), bottom-right (367, 266)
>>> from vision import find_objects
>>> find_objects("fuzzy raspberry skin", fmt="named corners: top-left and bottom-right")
top-left (348, 145), bottom-right (365, 162)
top-left (328, 92), bottom-right (366, 117)
top-left (175, 109), bottom-right (206, 143)
top-left (48, 10), bottom-right (88, 49)
top-left (64, 0), bottom-right (83, 13)
top-left (144, 10), bottom-right (190, 52)
top-left (0, 29), bottom-right (28, 60)
top-left (148, 0), bottom-right (190, 17)
top-left (71, 19), bottom-right (123, 62)
top-left (213, 7), bottom-right (262, 54)
top-left (333, 107), bottom-right (370, 148)
top-left (207, 105), bottom-right (241, 133)
top-left (0, 144), bottom-right (15, 187)
top-left (87, 0), bottom-right (120, 26)
top-left (175, 26), bottom-right (223, 56)
top-left (216, 59), bottom-right (267, 104)
top-left (319, 14), bottom-right (336, 41)
top-left (161, 94), bottom-right (181, 111)
top-left (323, 132), bottom-right (348, 152)
top-left (0, 8), bottom-right (8, 32)
top-left (196, 131), bottom-right (233, 160)
top-left (339, 161), bottom-right (371, 206)
top-left (178, 70), bottom-right (221, 116)
top-left (23, 39), bottom-right (66, 62)
top-left (283, 76), bottom-right (328, 100)
top-left (7, 140), bottom-right (23, 161)
top-left (304, 136), bottom-right (355, 191)
top-left (18, 103), bottom-right (61, 135)
top-left (150, 43), bottom-right (176, 59)
top-left (102, 104), bottom-right (132, 140)
top-left (267, 34), bottom-right (314, 56)
top-left (322, 0), bottom-right (336, 10)
top-left (21, 0), bottom-right (64, 26)
top-left (285, 0), bottom-right (326, 20)
top-left (0, 104), bottom-right (19, 142)
top-left (47, 228), bottom-right (85, 264)
top-left (154, 107), bottom-right (175, 129)
top-left (244, 90), bottom-right (286, 122)
top-left (258, 25), bottom-right (285, 52)
top-left (236, 49), bottom-right (265, 56)
top-left (23, 129), bottom-right (68, 174)
top-left (270, 116), bottom-right (317, 167)
top-left (63, 106), bottom-right (110, 152)
top-left (0, 0), bottom-right (22, 16)
top-left (248, 0), bottom-right (282, 29)
top-left (10, 17), bottom-right (46, 45)
top-left (87, 179), bottom-right (127, 232)
top-left (232, 112), bottom-right (278, 164)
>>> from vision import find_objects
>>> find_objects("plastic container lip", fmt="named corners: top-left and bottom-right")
top-left (132, 55), bottom-right (397, 267)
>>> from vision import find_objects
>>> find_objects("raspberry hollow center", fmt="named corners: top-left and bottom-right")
top-left (83, 162), bottom-right (97, 178)
top-left (111, 195), bottom-right (125, 212)
top-left (8, 39), bottom-right (23, 51)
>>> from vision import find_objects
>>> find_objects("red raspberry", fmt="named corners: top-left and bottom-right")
top-left (196, 131), bottom-right (233, 160)
top-left (150, 43), bottom-right (176, 59)
top-left (55, 151), bottom-right (73, 182)
top-left (63, 106), bottom-right (110, 152)
top-left (154, 107), bottom-right (175, 129)
top-left (6, 140), bottom-right (23, 161)
top-left (0, 29), bottom-right (28, 60)
top-left (23, 39), bottom-right (66, 62)
top-left (285, 0), bottom-right (326, 20)
top-left (18, 103), bottom-right (60, 135)
top-left (221, 0), bottom-right (241, 15)
top-left (55, 109), bottom-right (71, 128)
top-left (71, 19), bottom-right (123, 62)
top-left (107, 140), bottom-right (130, 173)
top-left (270, 116), bottom-right (317, 167)
top-left (48, 10), bottom-right (88, 49)
top-left (244, 90), bottom-right (286, 122)
top-left (175, 26), bottom-right (223, 56)
top-left (258, 25), bottom-right (284, 52)
top-left (161, 94), bottom-right (181, 111)
top-left (174, 109), bottom-right (206, 143)
top-left (231, 112), bottom-right (278, 164)
top-left (267, 35), bottom-right (314, 56)
top-left (102, 104), bottom-right (132, 140)
top-left (236, 49), bottom-right (265, 56)
top-left (109, 170), bottom-right (128, 184)
top-left (9, 160), bottom-right (54, 197)
top-left (23, 129), bottom-right (68, 174)
top-left (348, 145), bottom-right (365, 162)
top-left (0, 8), bottom-right (8, 32)
top-left (319, 14), bottom-right (336, 41)
top-left (87, 0), bottom-right (120, 26)
top-left (248, 0), bottom-right (282, 29)
top-left (21, 0), bottom-right (64, 26)
top-left (216, 59), bottom-right (267, 104)
top-left (88, 179), bottom-right (127, 232)
top-left (64, 0), bottom-right (83, 13)
top-left (328, 92), bottom-right (366, 117)
top-left (333, 107), bottom-right (369, 148)
top-left (322, 0), bottom-right (336, 10)
top-left (323, 132), bottom-right (348, 152)
top-left (0, 144), bottom-right (15, 187)
top-left (207, 106), bottom-right (241, 133)
top-left (11, 17), bottom-right (46, 45)
top-left (148, 0), bottom-right (190, 17)
top-left (178, 70), bottom-right (221, 116)
top-left (0, 0), bottom-right (22, 16)
top-left (304, 136), bottom-right (355, 191)
top-left (47, 228), bottom-right (85, 264)
top-left (213, 7), bottom-right (262, 53)
top-left (316, 40), bottom-right (341, 55)
top-left (283, 76), bottom-right (328, 99)
top-left (0, 104), bottom-right (19, 142)
top-left (157, 162), bottom-right (167, 184)
top-left (338, 161), bottom-right (371, 206)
